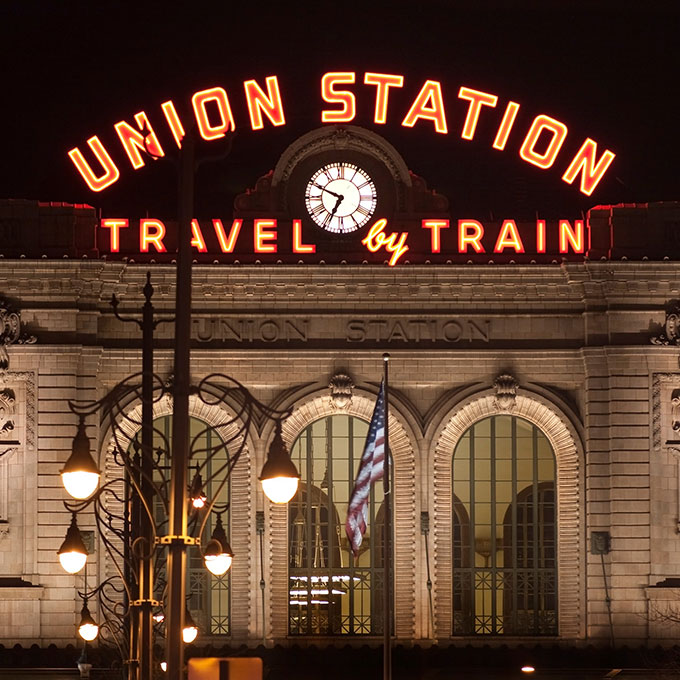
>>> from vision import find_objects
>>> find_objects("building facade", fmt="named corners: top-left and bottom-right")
top-left (1, 126), bottom-right (680, 651)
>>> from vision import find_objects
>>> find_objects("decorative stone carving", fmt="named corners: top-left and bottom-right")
top-left (672, 390), bottom-right (680, 432)
top-left (652, 374), bottom-right (680, 451)
top-left (492, 374), bottom-right (518, 411)
top-left (0, 301), bottom-right (37, 372)
top-left (329, 372), bottom-right (354, 410)
top-left (651, 304), bottom-right (680, 346)
top-left (0, 388), bottom-right (16, 437)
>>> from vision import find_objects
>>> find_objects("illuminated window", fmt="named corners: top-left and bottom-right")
top-left (288, 415), bottom-right (390, 635)
top-left (452, 415), bottom-right (557, 635)
top-left (149, 416), bottom-right (230, 635)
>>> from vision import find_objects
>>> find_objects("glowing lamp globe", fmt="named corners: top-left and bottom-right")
top-left (259, 424), bottom-right (299, 504)
top-left (261, 476), bottom-right (299, 504)
top-left (61, 421), bottom-right (100, 499)
top-left (78, 602), bottom-right (99, 641)
top-left (203, 515), bottom-right (233, 576)
top-left (204, 551), bottom-right (233, 576)
top-left (57, 516), bottom-right (88, 574)
top-left (182, 609), bottom-right (199, 644)
top-left (59, 550), bottom-right (88, 575)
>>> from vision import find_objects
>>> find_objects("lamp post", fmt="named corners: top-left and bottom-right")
top-left (59, 129), bottom-right (300, 680)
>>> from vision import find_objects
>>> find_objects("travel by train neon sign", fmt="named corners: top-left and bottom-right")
top-left (99, 215), bottom-right (589, 267)
top-left (69, 72), bottom-right (616, 196)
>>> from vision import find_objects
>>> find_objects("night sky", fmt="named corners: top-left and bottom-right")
top-left (1, 1), bottom-right (678, 221)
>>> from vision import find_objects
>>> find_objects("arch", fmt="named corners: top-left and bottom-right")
top-left (100, 394), bottom-right (253, 638)
top-left (432, 392), bottom-right (583, 640)
top-left (271, 125), bottom-right (413, 190)
top-left (268, 389), bottom-right (416, 640)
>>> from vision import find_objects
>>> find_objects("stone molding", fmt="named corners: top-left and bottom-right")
top-left (0, 371), bottom-right (35, 525)
top-left (269, 389), bottom-right (416, 640)
top-left (431, 390), bottom-right (583, 640)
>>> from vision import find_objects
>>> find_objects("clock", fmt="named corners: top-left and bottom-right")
top-left (304, 162), bottom-right (377, 234)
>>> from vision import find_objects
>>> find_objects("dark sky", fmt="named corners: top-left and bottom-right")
top-left (1, 1), bottom-right (678, 220)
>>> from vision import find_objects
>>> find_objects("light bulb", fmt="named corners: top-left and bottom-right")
top-left (182, 625), bottom-right (198, 644)
top-left (59, 551), bottom-right (87, 574)
top-left (61, 421), bottom-right (100, 500)
top-left (261, 476), bottom-right (299, 504)
top-left (78, 622), bottom-right (99, 641)
top-left (204, 552), bottom-right (232, 576)
top-left (62, 471), bottom-right (100, 500)
top-left (78, 601), bottom-right (99, 641)
top-left (160, 661), bottom-right (167, 672)
top-left (191, 495), bottom-right (207, 509)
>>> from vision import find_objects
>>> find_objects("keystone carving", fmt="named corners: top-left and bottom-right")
top-left (493, 374), bottom-right (518, 411)
top-left (0, 301), bottom-right (37, 372)
top-left (329, 372), bottom-right (354, 410)
top-left (651, 305), bottom-right (680, 346)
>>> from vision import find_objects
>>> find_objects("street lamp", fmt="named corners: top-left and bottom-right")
top-left (181, 609), bottom-right (199, 644)
top-left (61, 417), bottom-right (101, 500)
top-left (259, 422), bottom-right (300, 504)
top-left (78, 600), bottom-right (99, 642)
top-left (58, 277), bottom-right (298, 680)
top-left (203, 513), bottom-right (233, 576)
top-left (57, 514), bottom-right (89, 574)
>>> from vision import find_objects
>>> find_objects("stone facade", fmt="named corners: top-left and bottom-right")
top-left (0, 254), bottom-right (679, 648)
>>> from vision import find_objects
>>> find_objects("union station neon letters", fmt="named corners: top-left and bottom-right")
top-left (69, 72), bottom-right (615, 196)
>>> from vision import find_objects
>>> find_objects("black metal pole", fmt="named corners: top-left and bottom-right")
top-left (166, 132), bottom-right (195, 680)
top-left (137, 273), bottom-right (155, 680)
top-left (382, 353), bottom-right (392, 680)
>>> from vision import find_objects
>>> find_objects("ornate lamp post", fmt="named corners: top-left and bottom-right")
top-left (58, 325), bottom-right (298, 678)
top-left (59, 128), bottom-right (299, 680)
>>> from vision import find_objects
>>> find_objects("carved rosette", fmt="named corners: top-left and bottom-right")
top-left (651, 305), bottom-right (680, 346)
top-left (0, 300), bottom-right (37, 371)
top-left (329, 372), bottom-right (354, 410)
top-left (493, 374), bottom-right (518, 411)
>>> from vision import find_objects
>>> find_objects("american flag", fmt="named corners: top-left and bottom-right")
top-left (345, 380), bottom-right (386, 558)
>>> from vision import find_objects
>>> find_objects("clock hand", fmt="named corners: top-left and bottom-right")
top-left (330, 195), bottom-right (344, 216)
top-left (312, 182), bottom-right (343, 200)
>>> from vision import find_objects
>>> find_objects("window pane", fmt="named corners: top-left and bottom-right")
top-left (452, 415), bottom-right (556, 636)
top-left (289, 415), bottom-right (390, 636)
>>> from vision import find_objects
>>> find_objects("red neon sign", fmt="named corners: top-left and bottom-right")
top-left (96, 215), bottom-right (588, 267)
top-left (68, 71), bottom-right (617, 196)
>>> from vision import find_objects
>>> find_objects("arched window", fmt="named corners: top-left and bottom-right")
top-left (150, 415), bottom-right (230, 635)
top-left (288, 414), bottom-right (389, 636)
top-left (452, 415), bottom-right (557, 636)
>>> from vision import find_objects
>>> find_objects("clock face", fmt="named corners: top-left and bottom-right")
top-left (304, 162), bottom-right (377, 233)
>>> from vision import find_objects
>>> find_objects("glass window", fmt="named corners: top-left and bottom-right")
top-left (452, 415), bottom-right (557, 636)
top-left (288, 415), bottom-right (390, 636)
top-left (150, 415), bottom-right (230, 636)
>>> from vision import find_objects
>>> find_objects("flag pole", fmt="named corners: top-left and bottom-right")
top-left (382, 353), bottom-right (392, 680)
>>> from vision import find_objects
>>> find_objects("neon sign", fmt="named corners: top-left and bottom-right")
top-left (69, 72), bottom-right (615, 196)
top-left (98, 215), bottom-right (589, 266)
